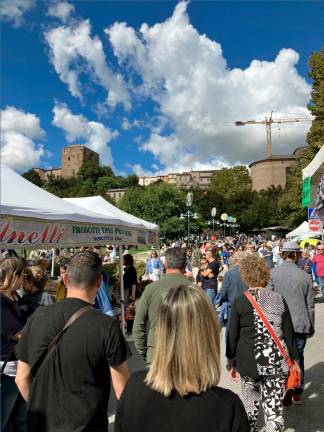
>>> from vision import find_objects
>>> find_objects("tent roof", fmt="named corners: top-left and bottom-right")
top-left (302, 146), bottom-right (324, 181)
top-left (1, 164), bottom-right (134, 226)
top-left (286, 221), bottom-right (318, 239)
top-left (63, 196), bottom-right (158, 231)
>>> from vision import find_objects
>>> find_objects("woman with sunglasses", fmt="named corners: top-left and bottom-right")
top-left (0, 257), bottom-right (34, 432)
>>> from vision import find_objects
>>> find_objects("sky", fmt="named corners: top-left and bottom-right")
top-left (1, 0), bottom-right (323, 175)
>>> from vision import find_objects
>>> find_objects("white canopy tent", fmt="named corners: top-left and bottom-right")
top-left (0, 164), bottom-right (153, 249)
top-left (286, 221), bottom-right (316, 239)
top-left (64, 196), bottom-right (158, 232)
top-left (302, 145), bottom-right (324, 182)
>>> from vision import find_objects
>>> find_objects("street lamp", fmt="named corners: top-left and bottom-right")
top-left (180, 192), bottom-right (198, 246)
top-left (208, 207), bottom-right (217, 232)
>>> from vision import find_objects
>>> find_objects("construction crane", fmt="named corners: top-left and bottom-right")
top-left (235, 111), bottom-right (312, 158)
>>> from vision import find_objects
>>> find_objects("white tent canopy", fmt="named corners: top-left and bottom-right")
top-left (63, 196), bottom-right (158, 231)
top-left (0, 164), bottom-right (153, 248)
top-left (302, 145), bottom-right (324, 180)
top-left (286, 221), bottom-right (320, 239)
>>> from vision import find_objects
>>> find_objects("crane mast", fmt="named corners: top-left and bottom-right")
top-left (235, 111), bottom-right (311, 158)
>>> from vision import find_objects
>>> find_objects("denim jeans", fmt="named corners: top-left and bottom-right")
top-left (318, 276), bottom-right (324, 297)
top-left (0, 374), bottom-right (26, 432)
top-left (205, 288), bottom-right (217, 304)
top-left (294, 333), bottom-right (307, 395)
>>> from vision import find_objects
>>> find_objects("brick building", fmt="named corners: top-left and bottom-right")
top-left (249, 147), bottom-right (306, 191)
top-left (33, 145), bottom-right (99, 180)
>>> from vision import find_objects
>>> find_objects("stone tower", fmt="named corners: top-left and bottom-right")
top-left (61, 145), bottom-right (99, 178)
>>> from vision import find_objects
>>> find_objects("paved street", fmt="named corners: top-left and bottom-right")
top-left (109, 296), bottom-right (324, 432)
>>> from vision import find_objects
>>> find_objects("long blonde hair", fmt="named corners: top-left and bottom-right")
top-left (0, 257), bottom-right (24, 293)
top-left (145, 285), bottom-right (221, 397)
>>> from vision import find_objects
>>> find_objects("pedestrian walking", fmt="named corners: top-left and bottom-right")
top-left (312, 243), bottom-right (324, 298)
top-left (226, 255), bottom-right (300, 432)
top-left (268, 241), bottom-right (315, 405)
top-left (115, 285), bottom-right (249, 432)
top-left (15, 251), bottom-right (131, 432)
top-left (1, 257), bottom-right (34, 432)
top-left (22, 266), bottom-right (54, 307)
top-left (132, 247), bottom-right (192, 364)
top-left (199, 250), bottom-right (220, 304)
top-left (145, 250), bottom-right (164, 281)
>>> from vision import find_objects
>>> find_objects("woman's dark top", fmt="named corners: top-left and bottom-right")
top-left (1, 293), bottom-right (33, 361)
top-left (203, 259), bottom-right (220, 290)
top-left (226, 289), bottom-right (299, 379)
top-left (123, 265), bottom-right (137, 291)
top-left (115, 370), bottom-right (249, 432)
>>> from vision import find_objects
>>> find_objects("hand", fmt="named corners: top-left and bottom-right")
top-left (129, 295), bottom-right (135, 302)
top-left (229, 367), bottom-right (240, 383)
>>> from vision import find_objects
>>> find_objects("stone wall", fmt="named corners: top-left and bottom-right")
top-left (250, 158), bottom-right (298, 191)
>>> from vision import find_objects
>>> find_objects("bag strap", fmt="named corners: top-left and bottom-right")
top-left (46, 305), bottom-right (92, 357)
top-left (244, 291), bottom-right (290, 365)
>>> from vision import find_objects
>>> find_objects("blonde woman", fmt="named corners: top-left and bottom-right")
top-left (226, 256), bottom-right (300, 432)
top-left (0, 257), bottom-right (33, 432)
top-left (115, 285), bottom-right (249, 432)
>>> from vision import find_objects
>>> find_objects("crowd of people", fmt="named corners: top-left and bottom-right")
top-left (0, 234), bottom-right (322, 432)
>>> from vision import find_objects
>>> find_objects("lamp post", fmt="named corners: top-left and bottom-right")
top-left (180, 192), bottom-right (198, 246)
top-left (207, 207), bottom-right (217, 232)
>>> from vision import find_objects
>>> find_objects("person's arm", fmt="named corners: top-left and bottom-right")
top-left (305, 274), bottom-right (315, 335)
top-left (15, 361), bottom-right (32, 401)
top-left (200, 267), bottom-right (213, 277)
top-left (110, 361), bottom-right (129, 400)
top-left (218, 272), bottom-right (230, 303)
top-left (282, 299), bottom-right (300, 361)
top-left (132, 290), bottom-right (149, 358)
top-left (226, 299), bottom-right (241, 380)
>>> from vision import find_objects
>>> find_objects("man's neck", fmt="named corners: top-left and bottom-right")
top-left (166, 269), bottom-right (184, 275)
top-left (66, 287), bottom-right (96, 304)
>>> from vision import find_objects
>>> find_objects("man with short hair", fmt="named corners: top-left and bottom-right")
top-left (268, 241), bottom-right (314, 406)
top-left (312, 243), bottom-right (324, 298)
top-left (133, 247), bottom-right (192, 363)
top-left (15, 251), bottom-right (130, 432)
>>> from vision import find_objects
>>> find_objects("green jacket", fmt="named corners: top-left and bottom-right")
top-left (132, 273), bottom-right (192, 364)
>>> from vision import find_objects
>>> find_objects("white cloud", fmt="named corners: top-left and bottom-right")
top-left (52, 103), bottom-right (118, 166)
top-left (47, 1), bottom-right (75, 23)
top-left (1, 106), bottom-right (45, 172)
top-left (106, 1), bottom-right (312, 171)
top-left (0, 0), bottom-right (35, 27)
top-left (45, 20), bottom-right (131, 109)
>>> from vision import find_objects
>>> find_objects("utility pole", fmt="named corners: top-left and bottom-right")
top-left (235, 112), bottom-right (311, 158)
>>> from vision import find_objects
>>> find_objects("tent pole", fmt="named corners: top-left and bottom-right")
top-left (119, 245), bottom-right (126, 336)
top-left (51, 249), bottom-right (55, 278)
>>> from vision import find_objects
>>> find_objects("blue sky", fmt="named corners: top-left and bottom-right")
top-left (1, 1), bottom-right (323, 175)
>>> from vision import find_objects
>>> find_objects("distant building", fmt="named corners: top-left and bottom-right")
top-left (61, 145), bottom-right (99, 178)
top-left (249, 147), bottom-right (305, 191)
top-left (138, 170), bottom-right (216, 190)
top-left (106, 188), bottom-right (128, 203)
top-left (33, 145), bottom-right (99, 180)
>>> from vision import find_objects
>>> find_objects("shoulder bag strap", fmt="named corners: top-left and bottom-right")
top-left (244, 291), bottom-right (290, 365)
top-left (46, 305), bottom-right (92, 356)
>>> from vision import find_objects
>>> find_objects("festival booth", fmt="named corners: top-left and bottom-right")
top-left (63, 196), bottom-right (159, 245)
top-left (302, 146), bottom-right (324, 242)
top-left (302, 146), bottom-right (324, 223)
top-left (286, 221), bottom-right (318, 240)
top-left (0, 164), bottom-right (159, 333)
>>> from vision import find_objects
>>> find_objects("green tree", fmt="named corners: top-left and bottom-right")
top-left (120, 183), bottom-right (187, 239)
top-left (210, 166), bottom-right (252, 198)
top-left (22, 169), bottom-right (44, 187)
top-left (278, 48), bottom-right (324, 228)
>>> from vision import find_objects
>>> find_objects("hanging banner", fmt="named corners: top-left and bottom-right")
top-left (302, 176), bottom-right (311, 208)
top-left (0, 217), bottom-right (149, 249)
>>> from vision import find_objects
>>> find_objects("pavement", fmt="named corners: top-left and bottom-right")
top-left (108, 296), bottom-right (324, 432)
